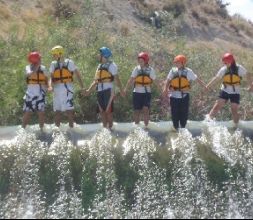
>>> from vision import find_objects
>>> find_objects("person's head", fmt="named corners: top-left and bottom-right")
top-left (99, 47), bottom-right (112, 63)
top-left (138, 52), bottom-right (149, 67)
top-left (173, 54), bottom-right (187, 69)
top-left (28, 51), bottom-right (41, 65)
top-left (222, 53), bottom-right (235, 67)
top-left (51, 45), bottom-right (64, 60)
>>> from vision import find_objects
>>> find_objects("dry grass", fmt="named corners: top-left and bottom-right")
top-left (21, 10), bottom-right (39, 23)
top-left (0, 3), bottom-right (11, 19)
top-left (230, 14), bottom-right (253, 37)
top-left (162, 0), bottom-right (186, 18)
top-left (119, 21), bottom-right (131, 37)
top-left (191, 9), bottom-right (209, 26)
top-left (201, 4), bottom-right (216, 15)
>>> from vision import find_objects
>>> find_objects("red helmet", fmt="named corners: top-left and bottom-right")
top-left (28, 52), bottom-right (41, 64)
top-left (222, 53), bottom-right (235, 64)
top-left (138, 52), bottom-right (149, 64)
top-left (173, 55), bottom-right (187, 65)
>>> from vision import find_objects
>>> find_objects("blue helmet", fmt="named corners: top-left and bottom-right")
top-left (99, 47), bottom-right (112, 58)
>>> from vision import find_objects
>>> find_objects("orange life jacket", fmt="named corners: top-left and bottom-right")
top-left (223, 66), bottom-right (241, 86)
top-left (134, 67), bottom-right (153, 87)
top-left (52, 60), bottom-right (73, 84)
top-left (170, 68), bottom-right (190, 91)
top-left (27, 66), bottom-right (47, 85)
top-left (95, 62), bottom-right (114, 83)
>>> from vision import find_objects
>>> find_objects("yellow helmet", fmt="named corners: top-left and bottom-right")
top-left (51, 45), bottom-right (64, 56)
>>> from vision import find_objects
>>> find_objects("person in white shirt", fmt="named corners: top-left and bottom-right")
top-left (22, 51), bottom-right (49, 131)
top-left (207, 53), bottom-right (253, 126)
top-left (163, 54), bottom-right (207, 130)
top-left (124, 52), bottom-right (158, 127)
top-left (85, 47), bottom-right (125, 129)
top-left (49, 45), bottom-right (85, 128)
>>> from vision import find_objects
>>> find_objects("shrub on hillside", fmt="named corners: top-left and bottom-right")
top-left (231, 14), bottom-right (253, 38)
top-left (163, 0), bottom-right (186, 18)
top-left (216, 7), bottom-right (228, 19)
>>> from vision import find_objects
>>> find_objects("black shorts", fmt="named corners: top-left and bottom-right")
top-left (218, 90), bottom-right (240, 104)
top-left (97, 89), bottom-right (114, 112)
top-left (133, 92), bottom-right (151, 110)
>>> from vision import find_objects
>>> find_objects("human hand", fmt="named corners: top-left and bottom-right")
top-left (120, 90), bottom-right (126, 97)
top-left (47, 86), bottom-right (53, 92)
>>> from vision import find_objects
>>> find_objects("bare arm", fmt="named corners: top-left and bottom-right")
top-left (86, 80), bottom-right (97, 95)
top-left (245, 73), bottom-right (253, 91)
top-left (47, 77), bottom-right (53, 92)
top-left (196, 78), bottom-right (207, 90)
top-left (206, 76), bottom-right (220, 90)
top-left (74, 69), bottom-right (84, 89)
top-left (162, 79), bottom-right (171, 96)
top-left (124, 77), bottom-right (135, 92)
top-left (114, 75), bottom-right (125, 97)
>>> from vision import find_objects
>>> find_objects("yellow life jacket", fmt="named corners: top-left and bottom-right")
top-left (223, 66), bottom-right (241, 86)
top-left (27, 66), bottom-right (47, 85)
top-left (170, 68), bottom-right (190, 91)
top-left (95, 62), bottom-right (114, 83)
top-left (52, 60), bottom-right (73, 84)
top-left (134, 67), bottom-right (153, 87)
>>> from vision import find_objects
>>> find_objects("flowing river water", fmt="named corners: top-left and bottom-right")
top-left (1, 120), bottom-right (253, 218)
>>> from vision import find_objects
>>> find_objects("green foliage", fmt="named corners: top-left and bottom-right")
top-left (39, 155), bottom-right (60, 204)
top-left (113, 146), bottom-right (139, 206)
top-left (81, 157), bottom-right (98, 210)
top-left (1, 0), bottom-right (253, 126)
top-left (197, 142), bottom-right (229, 186)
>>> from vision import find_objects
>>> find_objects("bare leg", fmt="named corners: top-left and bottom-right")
top-left (66, 110), bottom-right (74, 128)
top-left (100, 111), bottom-right (108, 128)
top-left (55, 111), bottom-right (61, 127)
top-left (134, 110), bottom-right (141, 124)
top-left (143, 107), bottom-right (150, 127)
top-left (231, 103), bottom-right (240, 124)
top-left (209, 99), bottom-right (226, 118)
top-left (22, 112), bottom-right (32, 128)
top-left (107, 112), bottom-right (113, 129)
top-left (37, 111), bottom-right (45, 131)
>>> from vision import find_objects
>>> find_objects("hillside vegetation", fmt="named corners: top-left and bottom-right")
top-left (1, 0), bottom-right (253, 126)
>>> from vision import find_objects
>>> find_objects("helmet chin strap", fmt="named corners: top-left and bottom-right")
top-left (100, 55), bottom-right (107, 63)
top-left (57, 55), bottom-right (62, 62)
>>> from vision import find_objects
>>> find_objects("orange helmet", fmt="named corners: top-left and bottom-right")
top-left (138, 52), bottom-right (149, 64)
top-left (222, 53), bottom-right (235, 64)
top-left (173, 55), bottom-right (187, 65)
top-left (28, 52), bottom-right (41, 64)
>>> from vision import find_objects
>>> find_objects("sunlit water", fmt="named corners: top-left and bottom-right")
top-left (1, 121), bottom-right (253, 219)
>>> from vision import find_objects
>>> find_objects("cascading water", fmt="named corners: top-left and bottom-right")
top-left (1, 121), bottom-right (253, 219)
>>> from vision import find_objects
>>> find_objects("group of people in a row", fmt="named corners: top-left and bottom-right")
top-left (22, 45), bottom-right (253, 131)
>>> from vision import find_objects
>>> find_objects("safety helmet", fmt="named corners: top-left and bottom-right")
top-left (173, 55), bottom-right (187, 65)
top-left (51, 45), bottom-right (64, 56)
top-left (99, 47), bottom-right (112, 58)
top-left (138, 52), bottom-right (149, 64)
top-left (222, 53), bottom-right (235, 64)
top-left (28, 51), bottom-right (41, 64)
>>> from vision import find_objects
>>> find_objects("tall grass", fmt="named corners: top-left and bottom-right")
top-left (1, 1), bottom-right (253, 126)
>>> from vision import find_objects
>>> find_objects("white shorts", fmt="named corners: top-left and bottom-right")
top-left (53, 84), bottom-right (74, 112)
top-left (23, 87), bottom-right (46, 112)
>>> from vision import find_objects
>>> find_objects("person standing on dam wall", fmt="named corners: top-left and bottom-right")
top-left (124, 52), bottom-right (159, 128)
top-left (85, 47), bottom-right (125, 130)
top-left (206, 53), bottom-right (253, 127)
top-left (22, 51), bottom-right (50, 131)
top-left (163, 54), bottom-right (208, 131)
top-left (49, 45), bottom-right (85, 128)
